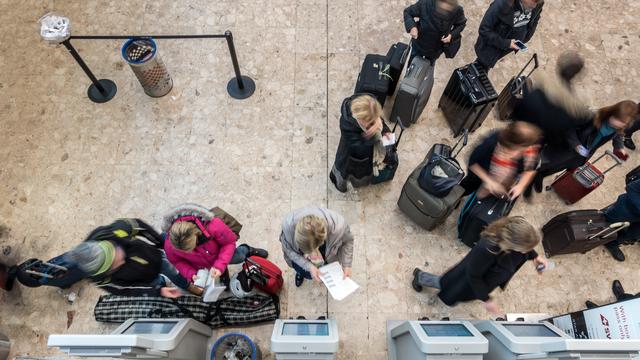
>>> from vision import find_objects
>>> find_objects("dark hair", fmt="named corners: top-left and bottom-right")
top-left (557, 52), bottom-right (584, 82)
top-left (497, 121), bottom-right (542, 149)
top-left (594, 100), bottom-right (638, 131)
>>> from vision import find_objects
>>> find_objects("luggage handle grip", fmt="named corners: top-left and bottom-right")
top-left (587, 221), bottom-right (630, 240)
top-left (391, 118), bottom-right (405, 149)
top-left (590, 150), bottom-right (623, 176)
top-left (451, 129), bottom-right (469, 159)
top-left (511, 53), bottom-right (538, 94)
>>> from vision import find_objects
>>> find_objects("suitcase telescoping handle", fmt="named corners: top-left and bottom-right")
top-left (390, 118), bottom-right (406, 149)
top-left (585, 150), bottom-right (624, 177)
top-left (451, 129), bottom-right (469, 159)
top-left (511, 53), bottom-right (539, 94)
top-left (587, 221), bottom-right (630, 240)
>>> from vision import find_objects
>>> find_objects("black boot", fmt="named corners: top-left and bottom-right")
top-left (624, 137), bottom-right (636, 150)
top-left (220, 269), bottom-right (230, 290)
top-left (612, 280), bottom-right (626, 301)
top-left (330, 171), bottom-right (348, 193)
top-left (295, 273), bottom-right (305, 287)
top-left (245, 245), bottom-right (268, 259)
top-left (412, 268), bottom-right (423, 292)
top-left (585, 300), bottom-right (599, 309)
top-left (606, 243), bottom-right (626, 262)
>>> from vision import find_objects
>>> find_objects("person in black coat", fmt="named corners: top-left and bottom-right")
top-left (404, 0), bottom-right (467, 63)
top-left (602, 178), bottom-right (640, 262)
top-left (412, 216), bottom-right (548, 314)
top-left (622, 110), bottom-right (640, 150)
top-left (474, 0), bottom-right (544, 69)
top-left (330, 94), bottom-right (391, 192)
top-left (530, 100), bottom-right (638, 193)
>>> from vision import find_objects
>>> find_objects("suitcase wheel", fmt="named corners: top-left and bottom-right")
top-left (545, 185), bottom-right (552, 192)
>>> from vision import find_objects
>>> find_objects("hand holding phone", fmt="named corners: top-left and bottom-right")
top-left (514, 40), bottom-right (528, 52)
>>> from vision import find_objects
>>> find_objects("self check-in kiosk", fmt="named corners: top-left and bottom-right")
top-left (47, 319), bottom-right (212, 360)
top-left (387, 320), bottom-right (488, 360)
top-left (270, 319), bottom-right (339, 359)
top-left (473, 320), bottom-right (640, 360)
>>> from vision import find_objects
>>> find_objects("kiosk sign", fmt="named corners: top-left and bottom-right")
top-left (549, 298), bottom-right (640, 339)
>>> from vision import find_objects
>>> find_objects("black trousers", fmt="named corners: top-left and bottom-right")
top-left (625, 117), bottom-right (640, 138)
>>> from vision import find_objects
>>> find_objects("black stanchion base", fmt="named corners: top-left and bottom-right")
top-left (227, 76), bottom-right (256, 100)
top-left (87, 79), bottom-right (117, 103)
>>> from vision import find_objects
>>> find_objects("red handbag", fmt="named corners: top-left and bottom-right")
top-left (242, 256), bottom-right (283, 295)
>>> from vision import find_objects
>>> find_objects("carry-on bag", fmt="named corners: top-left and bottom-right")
top-left (548, 150), bottom-right (623, 204)
top-left (541, 209), bottom-right (630, 257)
top-left (242, 256), bottom-right (283, 295)
top-left (417, 129), bottom-right (468, 197)
top-left (458, 193), bottom-right (515, 247)
top-left (385, 42), bottom-right (410, 96)
top-left (15, 254), bottom-right (86, 289)
top-left (94, 293), bottom-right (280, 328)
top-left (439, 62), bottom-right (498, 137)
top-left (626, 165), bottom-right (640, 185)
top-left (389, 55), bottom-right (435, 128)
top-left (371, 120), bottom-right (405, 184)
top-left (496, 53), bottom-right (538, 121)
top-left (354, 54), bottom-right (391, 107)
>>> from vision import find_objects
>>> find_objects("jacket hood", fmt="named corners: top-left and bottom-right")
top-left (161, 203), bottom-right (215, 232)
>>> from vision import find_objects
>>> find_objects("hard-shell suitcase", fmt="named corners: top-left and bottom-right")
top-left (371, 120), bottom-right (405, 184)
top-left (542, 209), bottom-right (630, 257)
top-left (626, 165), bottom-right (640, 185)
top-left (439, 62), bottom-right (498, 137)
top-left (389, 56), bottom-right (435, 128)
top-left (385, 42), bottom-right (410, 96)
top-left (397, 149), bottom-right (465, 230)
top-left (354, 54), bottom-right (391, 107)
top-left (548, 150), bottom-right (623, 204)
top-left (457, 193), bottom-right (515, 247)
top-left (496, 54), bottom-right (538, 121)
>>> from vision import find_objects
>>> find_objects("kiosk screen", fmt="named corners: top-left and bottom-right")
top-left (282, 323), bottom-right (330, 336)
top-left (122, 321), bottom-right (179, 335)
top-left (421, 324), bottom-right (474, 337)
top-left (503, 324), bottom-right (561, 337)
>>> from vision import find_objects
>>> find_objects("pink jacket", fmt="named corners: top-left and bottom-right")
top-left (164, 216), bottom-right (238, 282)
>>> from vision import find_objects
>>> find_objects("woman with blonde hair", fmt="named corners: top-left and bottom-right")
top-left (330, 94), bottom-right (392, 192)
top-left (412, 216), bottom-right (548, 314)
top-left (279, 207), bottom-right (354, 287)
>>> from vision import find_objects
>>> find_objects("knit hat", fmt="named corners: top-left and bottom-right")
top-left (66, 241), bottom-right (116, 276)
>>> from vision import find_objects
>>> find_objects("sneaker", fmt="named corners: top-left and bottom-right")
top-left (624, 138), bottom-right (636, 150)
top-left (606, 244), bottom-right (626, 262)
top-left (412, 268), bottom-right (423, 292)
top-left (247, 246), bottom-right (269, 258)
top-left (295, 273), bottom-right (305, 287)
top-left (612, 280), bottom-right (626, 301)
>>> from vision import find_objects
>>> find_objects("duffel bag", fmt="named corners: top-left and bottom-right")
top-left (243, 256), bottom-right (283, 295)
top-left (94, 293), bottom-right (280, 328)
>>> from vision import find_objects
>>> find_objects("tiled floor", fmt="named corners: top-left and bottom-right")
top-left (1, 0), bottom-right (639, 358)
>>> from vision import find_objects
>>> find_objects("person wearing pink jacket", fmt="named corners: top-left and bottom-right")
top-left (162, 204), bottom-right (268, 286)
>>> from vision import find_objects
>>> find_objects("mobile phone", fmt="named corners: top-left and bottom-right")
top-left (514, 40), bottom-right (528, 52)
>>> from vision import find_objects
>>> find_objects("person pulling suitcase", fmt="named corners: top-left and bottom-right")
top-left (404, 0), bottom-right (467, 64)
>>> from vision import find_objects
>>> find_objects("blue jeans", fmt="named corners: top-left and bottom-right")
top-left (229, 244), bottom-right (250, 264)
top-left (292, 244), bottom-right (326, 279)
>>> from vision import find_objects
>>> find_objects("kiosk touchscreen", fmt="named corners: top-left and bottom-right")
top-left (387, 320), bottom-right (488, 360)
top-left (47, 318), bottom-right (212, 360)
top-left (270, 319), bottom-right (339, 359)
top-left (473, 320), bottom-right (640, 360)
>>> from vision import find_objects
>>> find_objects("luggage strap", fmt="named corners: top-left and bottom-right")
top-left (511, 53), bottom-right (539, 94)
top-left (451, 129), bottom-right (469, 159)
top-left (588, 221), bottom-right (630, 240)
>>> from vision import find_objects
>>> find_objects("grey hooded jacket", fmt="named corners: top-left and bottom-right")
top-left (280, 207), bottom-right (354, 272)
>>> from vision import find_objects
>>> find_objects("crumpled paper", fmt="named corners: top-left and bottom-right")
top-left (39, 13), bottom-right (71, 43)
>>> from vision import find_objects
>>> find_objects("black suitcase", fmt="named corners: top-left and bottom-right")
top-left (371, 120), bottom-right (405, 184)
top-left (542, 210), bottom-right (630, 257)
top-left (626, 165), bottom-right (640, 185)
top-left (385, 42), bottom-right (410, 96)
top-left (457, 193), bottom-right (515, 247)
top-left (389, 56), bottom-right (435, 128)
top-left (439, 62), bottom-right (498, 137)
top-left (354, 54), bottom-right (391, 107)
top-left (496, 54), bottom-right (538, 121)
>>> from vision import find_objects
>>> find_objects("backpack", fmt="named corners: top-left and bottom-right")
top-left (242, 256), bottom-right (284, 295)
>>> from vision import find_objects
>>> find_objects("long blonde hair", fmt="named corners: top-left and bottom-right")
top-left (350, 95), bottom-right (382, 128)
top-left (169, 221), bottom-right (201, 252)
top-left (481, 216), bottom-right (540, 253)
top-left (295, 215), bottom-right (327, 254)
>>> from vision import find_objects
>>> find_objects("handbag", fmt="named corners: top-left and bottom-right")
top-left (470, 195), bottom-right (515, 224)
top-left (418, 130), bottom-right (468, 197)
top-left (210, 206), bottom-right (243, 236)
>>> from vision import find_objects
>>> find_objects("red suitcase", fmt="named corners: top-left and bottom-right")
top-left (547, 150), bottom-right (623, 204)
top-left (243, 256), bottom-right (283, 295)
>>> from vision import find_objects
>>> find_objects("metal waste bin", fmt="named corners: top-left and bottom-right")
top-left (122, 38), bottom-right (173, 97)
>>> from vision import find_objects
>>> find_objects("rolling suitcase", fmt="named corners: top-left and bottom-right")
top-left (385, 42), bottom-right (410, 96)
top-left (354, 54), bottom-right (391, 107)
top-left (547, 150), bottom-right (623, 204)
top-left (626, 165), bottom-right (640, 185)
top-left (496, 54), bottom-right (538, 121)
top-left (371, 120), bottom-right (405, 184)
top-left (542, 209), bottom-right (630, 257)
top-left (439, 62), bottom-right (498, 137)
top-left (457, 193), bottom-right (515, 247)
top-left (389, 56), bottom-right (435, 128)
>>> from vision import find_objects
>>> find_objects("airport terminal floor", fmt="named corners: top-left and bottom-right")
top-left (1, 0), bottom-right (640, 359)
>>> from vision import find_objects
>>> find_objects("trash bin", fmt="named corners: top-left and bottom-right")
top-left (122, 38), bottom-right (172, 97)
top-left (212, 333), bottom-right (261, 360)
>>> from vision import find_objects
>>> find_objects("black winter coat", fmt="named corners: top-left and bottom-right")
top-left (438, 238), bottom-right (537, 306)
top-left (474, 0), bottom-right (543, 68)
top-left (403, 0), bottom-right (467, 60)
top-left (332, 95), bottom-right (389, 180)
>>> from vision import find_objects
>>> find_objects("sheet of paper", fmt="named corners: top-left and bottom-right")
top-left (203, 278), bottom-right (226, 303)
top-left (319, 262), bottom-right (359, 301)
top-left (193, 268), bottom-right (213, 288)
top-left (382, 133), bottom-right (396, 147)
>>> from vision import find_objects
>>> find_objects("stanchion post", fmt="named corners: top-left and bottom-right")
top-left (61, 39), bottom-right (117, 103)
top-left (224, 30), bottom-right (255, 100)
